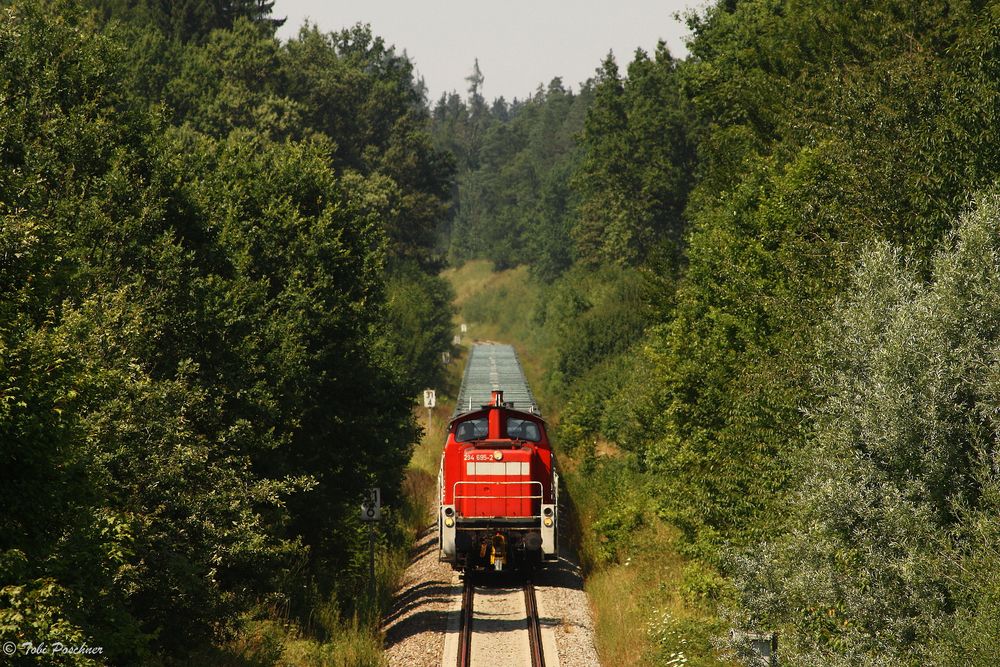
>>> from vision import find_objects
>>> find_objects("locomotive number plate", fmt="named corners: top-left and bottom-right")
top-left (463, 452), bottom-right (500, 462)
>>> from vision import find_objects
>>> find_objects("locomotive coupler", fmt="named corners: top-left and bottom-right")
top-left (490, 533), bottom-right (507, 571)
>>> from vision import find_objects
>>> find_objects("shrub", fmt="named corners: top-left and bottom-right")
top-left (730, 190), bottom-right (1000, 664)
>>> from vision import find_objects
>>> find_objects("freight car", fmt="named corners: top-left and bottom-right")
top-left (438, 343), bottom-right (558, 571)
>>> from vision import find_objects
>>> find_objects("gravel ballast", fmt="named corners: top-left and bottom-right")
top-left (383, 526), bottom-right (456, 667)
top-left (383, 525), bottom-right (601, 667)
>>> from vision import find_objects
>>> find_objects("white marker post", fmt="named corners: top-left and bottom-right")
top-left (423, 389), bottom-right (436, 433)
top-left (460, 323), bottom-right (468, 334)
top-left (360, 487), bottom-right (381, 602)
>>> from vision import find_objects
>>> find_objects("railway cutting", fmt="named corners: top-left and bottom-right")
top-left (384, 343), bottom-right (599, 667)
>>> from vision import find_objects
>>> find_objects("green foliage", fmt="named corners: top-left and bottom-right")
top-left (678, 562), bottom-right (726, 606)
top-left (532, 266), bottom-right (659, 459)
top-left (933, 467), bottom-right (1000, 665)
top-left (567, 456), bottom-right (648, 569)
top-left (278, 24), bottom-right (454, 269)
top-left (573, 45), bottom-right (693, 268)
top-left (165, 17), bottom-right (294, 137)
top-left (547, 268), bottom-right (651, 385)
top-left (0, 578), bottom-right (97, 666)
top-left (384, 263), bottom-right (456, 390)
top-left (623, 0), bottom-right (1000, 565)
top-left (434, 73), bottom-right (591, 276)
top-left (592, 503), bottom-right (644, 567)
top-left (0, 1), bottom-right (452, 662)
top-left (730, 191), bottom-right (1000, 664)
top-left (647, 608), bottom-right (723, 667)
top-left (442, 50), bottom-right (686, 272)
top-left (87, 0), bottom-right (285, 43)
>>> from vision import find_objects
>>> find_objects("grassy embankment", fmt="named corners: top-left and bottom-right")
top-left (441, 260), bottom-right (733, 667)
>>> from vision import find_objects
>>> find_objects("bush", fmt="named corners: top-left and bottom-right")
top-left (729, 190), bottom-right (1000, 664)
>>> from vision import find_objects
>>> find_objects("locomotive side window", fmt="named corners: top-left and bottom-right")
top-left (455, 418), bottom-right (488, 442)
top-left (506, 417), bottom-right (541, 442)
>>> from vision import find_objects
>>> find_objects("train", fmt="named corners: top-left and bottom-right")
top-left (438, 344), bottom-right (558, 571)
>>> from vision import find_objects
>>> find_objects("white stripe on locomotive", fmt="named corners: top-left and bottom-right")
top-left (465, 461), bottom-right (530, 475)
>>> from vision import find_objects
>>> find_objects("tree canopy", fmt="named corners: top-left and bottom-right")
top-left (0, 0), bottom-right (453, 662)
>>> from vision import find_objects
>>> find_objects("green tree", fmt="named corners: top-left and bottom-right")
top-left (0, 3), bottom-right (443, 661)
top-left (436, 75), bottom-right (590, 275)
top-left (87, 0), bottom-right (284, 42)
top-left (384, 264), bottom-right (456, 389)
top-left (634, 0), bottom-right (1000, 562)
top-left (571, 54), bottom-right (630, 265)
top-left (572, 45), bottom-right (693, 268)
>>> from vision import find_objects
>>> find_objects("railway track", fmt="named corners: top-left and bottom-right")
top-left (523, 579), bottom-right (545, 667)
top-left (457, 575), bottom-right (545, 667)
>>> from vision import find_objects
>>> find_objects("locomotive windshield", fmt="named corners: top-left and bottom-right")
top-left (455, 417), bottom-right (488, 442)
top-left (506, 417), bottom-right (541, 442)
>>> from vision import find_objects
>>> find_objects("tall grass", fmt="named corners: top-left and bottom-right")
top-left (214, 522), bottom-right (414, 667)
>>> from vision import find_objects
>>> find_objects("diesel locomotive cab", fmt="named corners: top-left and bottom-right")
top-left (439, 389), bottom-right (558, 571)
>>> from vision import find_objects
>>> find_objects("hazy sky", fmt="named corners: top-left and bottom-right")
top-left (272, 1), bottom-right (704, 103)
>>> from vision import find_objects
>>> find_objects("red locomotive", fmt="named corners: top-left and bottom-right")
top-left (438, 344), bottom-right (558, 571)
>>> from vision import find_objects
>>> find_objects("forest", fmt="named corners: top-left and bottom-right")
top-left (3, 0), bottom-right (1000, 665)
top-left (0, 0), bottom-right (454, 663)
top-left (438, 2), bottom-right (1000, 665)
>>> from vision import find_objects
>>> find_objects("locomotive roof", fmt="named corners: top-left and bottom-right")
top-left (453, 343), bottom-right (541, 418)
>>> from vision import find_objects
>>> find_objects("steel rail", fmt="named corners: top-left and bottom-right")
top-left (457, 576), bottom-right (475, 667)
top-left (456, 574), bottom-right (544, 667)
top-left (524, 579), bottom-right (545, 667)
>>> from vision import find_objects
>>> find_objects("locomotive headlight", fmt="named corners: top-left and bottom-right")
top-left (444, 507), bottom-right (454, 517)
top-left (543, 517), bottom-right (553, 527)
top-left (493, 450), bottom-right (503, 461)
top-left (444, 517), bottom-right (455, 528)
top-left (543, 507), bottom-right (554, 517)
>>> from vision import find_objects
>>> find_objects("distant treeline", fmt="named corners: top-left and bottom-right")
top-left (0, 0), bottom-right (454, 663)
top-left (436, 2), bottom-right (1000, 663)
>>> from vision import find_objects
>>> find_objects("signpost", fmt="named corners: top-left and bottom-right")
top-left (730, 629), bottom-right (778, 666)
top-left (423, 389), bottom-right (436, 432)
top-left (361, 488), bottom-right (381, 601)
top-left (361, 487), bottom-right (381, 522)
